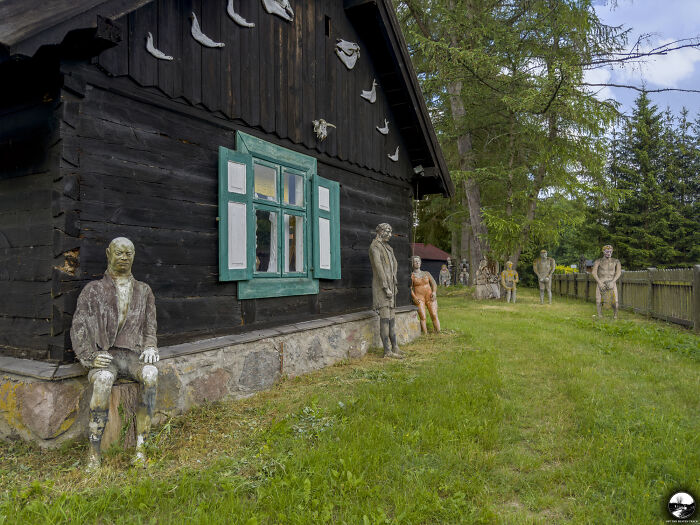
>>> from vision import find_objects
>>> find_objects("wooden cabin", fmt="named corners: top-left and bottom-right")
top-left (0, 0), bottom-right (452, 367)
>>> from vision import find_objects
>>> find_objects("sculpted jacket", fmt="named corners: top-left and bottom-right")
top-left (71, 272), bottom-right (157, 366)
top-left (369, 238), bottom-right (398, 310)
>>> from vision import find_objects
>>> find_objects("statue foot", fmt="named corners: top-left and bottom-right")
top-left (384, 350), bottom-right (404, 359)
top-left (131, 449), bottom-right (147, 467)
top-left (86, 451), bottom-right (102, 472)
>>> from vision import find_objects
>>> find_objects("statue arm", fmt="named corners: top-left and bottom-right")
top-left (514, 271), bottom-right (519, 283)
top-left (428, 273), bottom-right (437, 299)
top-left (612, 260), bottom-right (621, 283)
top-left (500, 271), bottom-right (506, 288)
top-left (143, 286), bottom-right (158, 350)
top-left (70, 286), bottom-right (100, 368)
top-left (592, 259), bottom-right (602, 287)
top-left (369, 245), bottom-right (390, 291)
top-left (548, 259), bottom-right (556, 277)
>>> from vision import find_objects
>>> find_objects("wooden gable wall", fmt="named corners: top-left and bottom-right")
top-left (96, 0), bottom-right (416, 179)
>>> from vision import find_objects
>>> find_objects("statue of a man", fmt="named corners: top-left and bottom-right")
top-left (71, 237), bottom-right (159, 469)
top-left (369, 223), bottom-right (403, 359)
top-left (533, 249), bottom-right (555, 304)
top-left (592, 244), bottom-right (622, 319)
top-left (500, 261), bottom-right (519, 303)
top-left (410, 255), bottom-right (440, 334)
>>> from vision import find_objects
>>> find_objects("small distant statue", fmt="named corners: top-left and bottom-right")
top-left (458, 268), bottom-right (469, 285)
top-left (369, 223), bottom-right (404, 359)
top-left (500, 261), bottom-right (519, 303)
top-left (71, 237), bottom-right (159, 470)
top-left (475, 257), bottom-right (500, 299)
top-left (439, 264), bottom-right (451, 286)
top-left (592, 244), bottom-right (622, 319)
top-left (410, 256), bottom-right (440, 334)
top-left (533, 249), bottom-right (556, 304)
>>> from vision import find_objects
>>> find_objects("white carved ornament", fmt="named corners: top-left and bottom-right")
top-left (336, 39), bottom-right (360, 69)
top-left (228, 0), bottom-right (255, 27)
top-left (146, 32), bottom-right (173, 60)
top-left (388, 146), bottom-right (399, 162)
top-left (376, 118), bottom-right (389, 135)
top-left (191, 12), bottom-right (225, 48)
top-left (262, 0), bottom-right (294, 22)
top-left (360, 79), bottom-right (377, 103)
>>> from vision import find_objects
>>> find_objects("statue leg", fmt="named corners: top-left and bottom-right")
top-left (547, 281), bottom-right (552, 304)
top-left (88, 369), bottom-right (115, 470)
top-left (135, 364), bottom-right (158, 464)
top-left (595, 286), bottom-right (603, 318)
top-left (389, 318), bottom-right (404, 357)
top-left (380, 318), bottom-right (392, 356)
top-left (416, 301), bottom-right (428, 334)
top-left (427, 300), bottom-right (440, 332)
top-left (512, 289), bottom-right (516, 304)
top-left (539, 283), bottom-right (544, 304)
top-left (613, 285), bottom-right (619, 320)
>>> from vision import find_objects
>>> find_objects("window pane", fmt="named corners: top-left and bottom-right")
top-left (254, 162), bottom-right (277, 201)
top-left (284, 171), bottom-right (304, 206)
top-left (255, 209), bottom-right (278, 273)
top-left (284, 215), bottom-right (304, 273)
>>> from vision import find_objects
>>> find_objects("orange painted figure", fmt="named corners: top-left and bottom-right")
top-left (410, 256), bottom-right (441, 333)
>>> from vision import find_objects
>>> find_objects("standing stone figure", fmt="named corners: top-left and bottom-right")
top-left (592, 244), bottom-right (622, 319)
top-left (369, 223), bottom-right (404, 359)
top-left (438, 264), bottom-right (451, 286)
top-left (71, 237), bottom-right (159, 469)
top-left (500, 261), bottom-right (519, 303)
top-left (533, 249), bottom-right (556, 304)
top-left (410, 256), bottom-right (441, 334)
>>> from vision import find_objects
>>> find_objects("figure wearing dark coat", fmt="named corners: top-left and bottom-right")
top-left (369, 237), bottom-right (398, 312)
top-left (71, 272), bottom-right (157, 367)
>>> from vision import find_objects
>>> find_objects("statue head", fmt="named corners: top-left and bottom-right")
top-left (106, 237), bottom-right (135, 277)
top-left (411, 255), bottom-right (421, 270)
top-left (375, 223), bottom-right (392, 242)
top-left (506, 261), bottom-right (513, 270)
top-left (540, 249), bottom-right (547, 259)
top-left (602, 245), bottom-right (613, 258)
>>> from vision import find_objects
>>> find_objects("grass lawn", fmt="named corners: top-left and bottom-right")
top-left (0, 288), bottom-right (698, 524)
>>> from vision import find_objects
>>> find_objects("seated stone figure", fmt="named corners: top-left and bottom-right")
top-left (71, 237), bottom-right (159, 469)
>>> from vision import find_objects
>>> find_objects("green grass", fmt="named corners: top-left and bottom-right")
top-left (0, 288), bottom-right (698, 524)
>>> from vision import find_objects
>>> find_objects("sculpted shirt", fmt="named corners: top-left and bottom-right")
top-left (71, 272), bottom-right (157, 367)
top-left (533, 257), bottom-right (555, 280)
top-left (369, 238), bottom-right (398, 310)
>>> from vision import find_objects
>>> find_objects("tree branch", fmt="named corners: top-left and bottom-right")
top-left (582, 83), bottom-right (700, 94)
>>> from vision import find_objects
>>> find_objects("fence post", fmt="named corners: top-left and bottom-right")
top-left (618, 271), bottom-right (624, 308)
top-left (693, 265), bottom-right (700, 333)
top-left (647, 268), bottom-right (656, 318)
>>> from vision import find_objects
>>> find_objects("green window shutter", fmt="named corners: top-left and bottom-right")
top-left (312, 175), bottom-right (341, 280)
top-left (219, 146), bottom-right (254, 281)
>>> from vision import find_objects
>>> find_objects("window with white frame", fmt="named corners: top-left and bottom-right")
top-left (218, 131), bottom-right (340, 299)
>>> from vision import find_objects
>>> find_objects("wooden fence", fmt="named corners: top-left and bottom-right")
top-left (552, 266), bottom-right (700, 331)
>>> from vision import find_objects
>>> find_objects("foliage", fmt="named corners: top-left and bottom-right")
top-left (554, 264), bottom-right (577, 274)
top-left (401, 0), bottom-right (626, 264)
top-left (0, 291), bottom-right (698, 524)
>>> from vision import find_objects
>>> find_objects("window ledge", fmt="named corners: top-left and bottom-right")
top-left (237, 277), bottom-right (319, 299)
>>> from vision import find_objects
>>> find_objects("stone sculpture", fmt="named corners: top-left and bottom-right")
top-left (71, 237), bottom-right (159, 470)
top-left (410, 256), bottom-right (441, 334)
top-left (335, 39), bottom-right (360, 69)
top-left (500, 261), bottom-right (519, 303)
top-left (438, 264), bottom-right (451, 287)
top-left (387, 146), bottom-right (399, 162)
top-left (475, 257), bottom-right (500, 299)
top-left (361, 79), bottom-right (377, 103)
top-left (262, 0), bottom-right (294, 21)
top-left (533, 249), bottom-right (555, 304)
top-left (369, 223), bottom-right (404, 359)
top-left (592, 244), bottom-right (622, 319)
top-left (458, 268), bottom-right (469, 285)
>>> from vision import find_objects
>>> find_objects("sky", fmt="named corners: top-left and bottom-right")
top-left (588, 0), bottom-right (700, 119)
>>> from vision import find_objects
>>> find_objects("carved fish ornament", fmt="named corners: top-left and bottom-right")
top-left (227, 0), bottom-right (255, 27)
top-left (190, 12), bottom-right (225, 47)
top-left (262, 0), bottom-right (294, 22)
top-left (146, 32), bottom-right (173, 60)
top-left (361, 79), bottom-right (377, 103)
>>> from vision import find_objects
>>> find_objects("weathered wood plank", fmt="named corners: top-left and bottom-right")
top-left (128, 1), bottom-right (158, 87)
top-left (181, 0), bottom-right (202, 104)
top-left (259, 5), bottom-right (275, 133)
top-left (157, 0), bottom-right (181, 98)
top-left (200, 0), bottom-right (222, 112)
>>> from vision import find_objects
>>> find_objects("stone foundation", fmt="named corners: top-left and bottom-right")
top-left (0, 307), bottom-right (420, 448)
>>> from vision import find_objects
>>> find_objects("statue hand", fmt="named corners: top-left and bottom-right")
top-left (430, 292), bottom-right (436, 302)
top-left (140, 347), bottom-right (160, 364)
top-left (92, 352), bottom-right (113, 369)
top-left (384, 287), bottom-right (393, 298)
